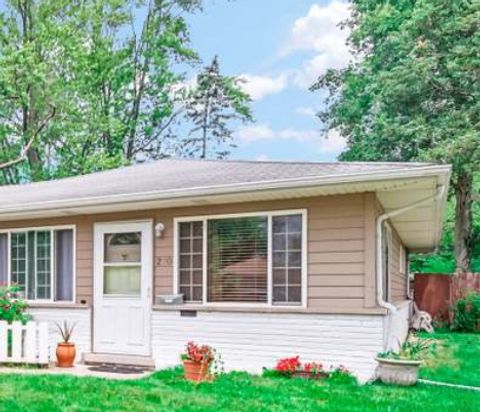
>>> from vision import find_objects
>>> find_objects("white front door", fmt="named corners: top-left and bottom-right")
top-left (93, 221), bottom-right (152, 356)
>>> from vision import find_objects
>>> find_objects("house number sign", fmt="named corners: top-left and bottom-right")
top-left (155, 256), bottom-right (172, 267)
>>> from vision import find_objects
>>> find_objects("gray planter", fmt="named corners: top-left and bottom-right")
top-left (375, 357), bottom-right (423, 386)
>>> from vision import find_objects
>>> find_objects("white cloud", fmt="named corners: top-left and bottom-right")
top-left (237, 124), bottom-right (347, 157)
top-left (239, 73), bottom-right (289, 100)
top-left (296, 106), bottom-right (317, 117)
top-left (237, 124), bottom-right (317, 143)
top-left (256, 154), bottom-right (270, 161)
top-left (318, 128), bottom-right (347, 154)
top-left (281, 1), bottom-right (352, 88)
top-left (236, 124), bottom-right (276, 142)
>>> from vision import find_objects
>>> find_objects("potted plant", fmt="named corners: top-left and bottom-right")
top-left (181, 341), bottom-right (220, 383)
top-left (275, 356), bottom-right (328, 379)
top-left (54, 321), bottom-right (77, 368)
top-left (376, 335), bottom-right (432, 386)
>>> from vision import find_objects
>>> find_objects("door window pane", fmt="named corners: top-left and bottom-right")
top-left (104, 266), bottom-right (141, 295)
top-left (104, 232), bottom-right (141, 263)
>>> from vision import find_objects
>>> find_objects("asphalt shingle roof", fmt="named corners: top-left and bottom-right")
top-left (0, 159), bottom-right (439, 208)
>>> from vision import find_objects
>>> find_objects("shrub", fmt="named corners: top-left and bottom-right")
top-left (0, 285), bottom-right (31, 324)
top-left (451, 292), bottom-right (480, 332)
top-left (377, 334), bottom-right (434, 361)
top-left (328, 366), bottom-right (357, 385)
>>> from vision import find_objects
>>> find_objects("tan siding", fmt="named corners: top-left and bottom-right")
top-left (363, 193), bottom-right (377, 307)
top-left (0, 193), bottom-right (380, 311)
top-left (389, 227), bottom-right (408, 303)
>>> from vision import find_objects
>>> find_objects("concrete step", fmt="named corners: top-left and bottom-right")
top-left (83, 353), bottom-right (155, 370)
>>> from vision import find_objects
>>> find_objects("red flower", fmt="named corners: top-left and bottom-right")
top-left (275, 356), bottom-right (301, 374)
top-left (303, 362), bottom-right (323, 375)
top-left (184, 341), bottom-right (215, 364)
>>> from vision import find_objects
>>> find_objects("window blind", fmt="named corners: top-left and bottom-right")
top-left (207, 216), bottom-right (268, 303)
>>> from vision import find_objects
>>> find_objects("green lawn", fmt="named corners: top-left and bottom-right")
top-left (420, 331), bottom-right (480, 387)
top-left (0, 332), bottom-right (478, 412)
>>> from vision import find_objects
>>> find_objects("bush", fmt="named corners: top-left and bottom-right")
top-left (451, 292), bottom-right (480, 332)
top-left (328, 366), bottom-right (357, 385)
top-left (0, 285), bottom-right (31, 324)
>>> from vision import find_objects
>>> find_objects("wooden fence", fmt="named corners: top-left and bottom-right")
top-left (0, 321), bottom-right (49, 365)
top-left (414, 273), bottom-right (480, 320)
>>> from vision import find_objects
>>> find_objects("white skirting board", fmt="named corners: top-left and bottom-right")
top-left (151, 310), bottom-right (385, 382)
top-left (28, 307), bottom-right (92, 363)
top-left (25, 304), bottom-right (411, 382)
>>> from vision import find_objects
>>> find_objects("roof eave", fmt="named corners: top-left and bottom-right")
top-left (0, 165), bottom-right (452, 218)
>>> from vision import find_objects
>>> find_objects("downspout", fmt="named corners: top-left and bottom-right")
top-left (376, 185), bottom-right (446, 313)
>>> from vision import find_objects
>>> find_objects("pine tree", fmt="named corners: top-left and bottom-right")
top-left (184, 56), bottom-right (252, 159)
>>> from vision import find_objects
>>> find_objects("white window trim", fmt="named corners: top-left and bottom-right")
top-left (173, 209), bottom-right (308, 309)
top-left (0, 225), bottom-right (76, 304)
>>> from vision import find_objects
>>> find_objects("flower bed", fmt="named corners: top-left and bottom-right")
top-left (274, 356), bottom-right (328, 379)
top-left (264, 356), bottom-right (356, 383)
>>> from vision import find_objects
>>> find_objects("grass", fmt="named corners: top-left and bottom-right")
top-left (0, 332), bottom-right (478, 412)
top-left (420, 331), bottom-right (480, 386)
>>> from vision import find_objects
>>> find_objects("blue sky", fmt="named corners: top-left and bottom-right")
top-left (185, 0), bottom-right (351, 162)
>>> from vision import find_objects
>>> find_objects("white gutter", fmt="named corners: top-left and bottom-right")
top-left (376, 185), bottom-right (446, 313)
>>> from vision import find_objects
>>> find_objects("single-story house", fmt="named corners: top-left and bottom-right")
top-left (0, 159), bottom-right (450, 381)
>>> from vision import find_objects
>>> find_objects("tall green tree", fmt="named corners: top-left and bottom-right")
top-left (0, 0), bottom-right (201, 182)
top-left (312, 0), bottom-right (480, 272)
top-left (183, 56), bottom-right (252, 159)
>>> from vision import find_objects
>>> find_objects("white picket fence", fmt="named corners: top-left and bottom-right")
top-left (0, 321), bottom-right (49, 365)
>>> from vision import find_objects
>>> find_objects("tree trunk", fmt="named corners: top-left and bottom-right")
top-left (453, 172), bottom-right (473, 273)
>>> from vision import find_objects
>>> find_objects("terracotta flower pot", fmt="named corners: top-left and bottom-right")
top-left (56, 342), bottom-right (76, 368)
top-left (183, 360), bottom-right (212, 382)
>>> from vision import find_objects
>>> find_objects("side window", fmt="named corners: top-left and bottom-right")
top-left (0, 228), bottom-right (74, 302)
